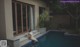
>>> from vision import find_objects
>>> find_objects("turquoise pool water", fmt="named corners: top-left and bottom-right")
top-left (22, 31), bottom-right (80, 47)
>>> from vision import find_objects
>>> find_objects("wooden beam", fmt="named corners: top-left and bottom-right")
top-left (15, 2), bottom-right (18, 34)
top-left (21, 3), bottom-right (24, 33)
top-left (26, 4), bottom-right (28, 32)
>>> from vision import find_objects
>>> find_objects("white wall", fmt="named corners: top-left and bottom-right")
top-left (4, 0), bottom-right (14, 39)
top-left (0, 0), bottom-right (6, 39)
top-left (0, 0), bottom-right (13, 39)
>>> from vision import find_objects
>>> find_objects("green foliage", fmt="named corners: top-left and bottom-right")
top-left (39, 11), bottom-right (49, 28)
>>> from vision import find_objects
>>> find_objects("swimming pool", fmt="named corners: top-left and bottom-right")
top-left (22, 31), bottom-right (80, 47)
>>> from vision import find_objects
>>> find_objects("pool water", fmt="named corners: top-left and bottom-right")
top-left (22, 31), bottom-right (80, 47)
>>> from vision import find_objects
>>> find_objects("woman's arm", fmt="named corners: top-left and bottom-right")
top-left (28, 33), bottom-right (32, 40)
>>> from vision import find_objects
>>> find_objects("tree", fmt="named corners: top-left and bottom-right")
top-left (60, 2), bottom-right (80, 33)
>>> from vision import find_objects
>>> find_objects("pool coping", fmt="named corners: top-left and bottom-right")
top-left (49, 30), bottom-right (80, 36)
top-left (64, 32), bottom-right (80, 36)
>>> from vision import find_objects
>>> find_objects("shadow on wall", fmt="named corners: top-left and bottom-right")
top-left (45, 15), bottom-right (80, 34)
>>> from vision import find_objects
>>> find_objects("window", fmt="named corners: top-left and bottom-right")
top-left (27, 5), bottom-right (31, 31)
top-left (39, 7), bottom-right (46, 27)
top-left (17, 3), bottom-right (22, 33)
top-left (12, 1), bottom-right (35, 35)
top-left (12, 1), bottom-right (28, 35)
top-left (39, 7), bottom-right (45, 15)
top-left (12, 2), bottom-right (16, 31)
top-left (27, 4), bottom-right (35, 31)
top-left (22, 3), bottom-right (27, 32)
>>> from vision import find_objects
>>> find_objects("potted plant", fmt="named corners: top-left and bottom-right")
top-left (39, 11), bottom-right (49, 33)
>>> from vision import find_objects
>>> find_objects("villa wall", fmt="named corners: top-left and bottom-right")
top-left (0, 0), bottom-right (49, 47)
top-left (0, 0), bottom-right (13, 39)
top-left (0, 0), bottom-right (6, 39)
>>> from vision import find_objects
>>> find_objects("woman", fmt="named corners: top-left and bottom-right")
top-left (28, 31), bottom-right (38, 42)
top-left (28, 31), bottom-right (39, 47)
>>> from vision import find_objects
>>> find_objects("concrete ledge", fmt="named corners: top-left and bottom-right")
top-left (8, 33), bottom-right (28, 40)
top-left (64, 32), bottom-right (80, 36)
